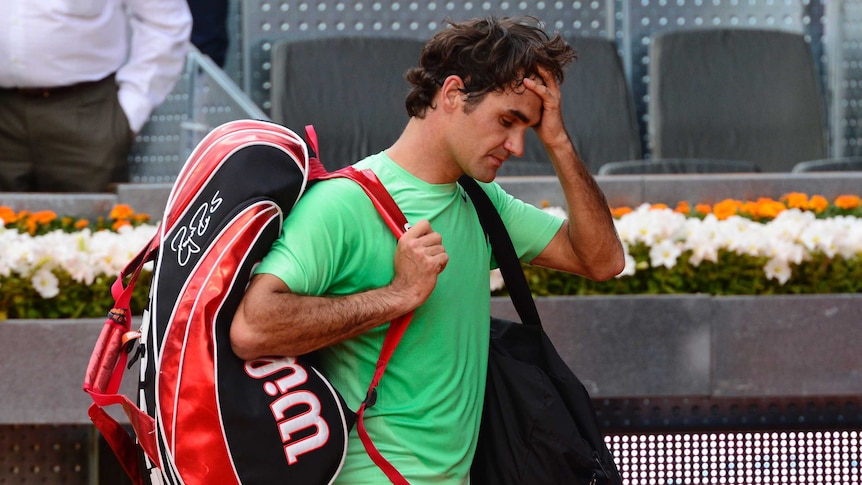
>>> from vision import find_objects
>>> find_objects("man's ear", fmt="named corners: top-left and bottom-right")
top-left (439, 75), bottom-right (465, 112)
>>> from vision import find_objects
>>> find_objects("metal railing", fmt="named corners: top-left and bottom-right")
top-left (128, 47), bottom-right (267, 183)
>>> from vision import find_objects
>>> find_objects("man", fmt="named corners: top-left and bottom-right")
top-left (0, 0), bottom-right (192, 192)
top-left (231, 16), bottom-right (625, 484)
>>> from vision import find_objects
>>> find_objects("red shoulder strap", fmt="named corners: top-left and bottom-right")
top-left (82, 237), bottom-right (161, 485)
top-left (317, 167), bottom-right (412, 485)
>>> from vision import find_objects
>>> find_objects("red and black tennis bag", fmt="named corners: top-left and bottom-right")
top-left (83, 119), bottom-right (413, 485)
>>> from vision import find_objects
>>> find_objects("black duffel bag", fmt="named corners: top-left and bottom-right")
top-left (460, 176), bottom-right (623, 485)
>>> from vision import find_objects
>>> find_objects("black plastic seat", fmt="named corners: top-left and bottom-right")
top-left (648, 28), bottom-right (827, 172)
top-left (791, 157), bottom-right (862, 172)
top-left (270, 36), bottom-right (425, 170)
top-left (598, 158), bottom-right (762, 175)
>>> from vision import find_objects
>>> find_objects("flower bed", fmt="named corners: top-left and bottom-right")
top-left (0, 205), bottom-right (155, 319)
top-left (2, 193), bottom-right (861, 319)
top-left (503, 193), bottom-right (862, 295)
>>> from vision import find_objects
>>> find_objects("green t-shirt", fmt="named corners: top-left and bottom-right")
top-left (255, 153), bottom-right (563, 484)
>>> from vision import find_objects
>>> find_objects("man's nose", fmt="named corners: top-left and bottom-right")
top-left (503, 134), bottom-right (525, 158)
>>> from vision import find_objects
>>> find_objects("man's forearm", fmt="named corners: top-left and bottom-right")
top-left (230, 275), bottom-right (416, 359)
top-left (547, 139), bottom-right (625, 279)
top-left (231, 221), bottom-right (447, 359)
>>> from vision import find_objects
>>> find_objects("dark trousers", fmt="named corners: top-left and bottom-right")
top-left (188, 0), bottom-right (229, 67)
top-left (0, 75), bottom-right (132, 193)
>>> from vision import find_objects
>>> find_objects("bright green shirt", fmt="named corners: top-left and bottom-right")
top-left (255, 153), bottom-right (563, 484)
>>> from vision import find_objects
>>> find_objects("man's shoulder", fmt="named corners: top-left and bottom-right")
top-left (288, 176), bottom-right (376, 224)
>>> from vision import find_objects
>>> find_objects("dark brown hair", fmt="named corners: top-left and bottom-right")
top-left (404, 16), bottom-right (577, 118)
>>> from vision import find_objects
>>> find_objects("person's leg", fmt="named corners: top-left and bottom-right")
top-left (188, 0), bottom-right (229, 67)
top-left (31, 77), bottom-right (132, 193)
top-left (0, 91), bottom-right (37, 191)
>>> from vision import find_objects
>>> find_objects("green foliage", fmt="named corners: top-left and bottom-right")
top-left (500, 245), bottom-right (862, 297)
top-left (1, 271), bottom-right (153, 320)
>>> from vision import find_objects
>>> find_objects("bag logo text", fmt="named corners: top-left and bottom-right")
top-left (170, 191), bottom-right (223, 267)
top-left (245, 357), bottom-right (330, 465)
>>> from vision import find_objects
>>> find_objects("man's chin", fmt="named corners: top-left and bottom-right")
top-left (469, 168), bottom-right (498, 183)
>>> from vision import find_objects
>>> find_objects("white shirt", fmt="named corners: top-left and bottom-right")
top-left (0, 0), bottom-right (192, 132)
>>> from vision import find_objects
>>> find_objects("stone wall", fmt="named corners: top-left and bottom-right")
top-left (3, 294), bottom-right (859, 425)
top-left (3, 172), bottom-right (861, 221)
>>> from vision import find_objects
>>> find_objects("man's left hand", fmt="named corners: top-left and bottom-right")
top-left (523, 67), bottom-right (570, 151)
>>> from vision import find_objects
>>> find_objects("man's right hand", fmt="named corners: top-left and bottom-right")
top-left (390, 219), bottom-right (448, 308)
top-left (231, 220), bottom-right (449, 359)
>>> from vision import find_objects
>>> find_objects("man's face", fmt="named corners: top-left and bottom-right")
top-left (448, 82), bottom-right (544, 183)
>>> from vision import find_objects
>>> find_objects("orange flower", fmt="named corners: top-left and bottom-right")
top-left (0, 206), bottom-right (17, 224)
top-left (713, 199), bottom-right (740, 220)
top-left (754, 198), bottom-right (786, 219)
top-left (110, 204), bottom-right (135, 220)
top-left (675, 201), bottom-right (691, 214)
top-left (651, 203), bottom-right (669, 210)
top-left (611, 206), bottom-right (633, 218)
top-left (808, 195), bottom-right (829, 213)
top-left (782, 192), bottom-right (809, 209)
top-left (74, 219), bottom-right (90, 229)
top-left (112, 219), bottom-right (132, 231)
top-left (30, 210), bottom-right (57, 225)
top-left (740, 201), bottom-right (759, 217)
top-left (133, 213), bottom-right (151, 223)
top-left (835, 194), bottom-right (861, 210)
top-left (694, 203), bottom-right (712, 215)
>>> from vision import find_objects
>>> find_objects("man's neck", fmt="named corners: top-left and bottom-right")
top-left (385, 117), bottom-right (463, 185)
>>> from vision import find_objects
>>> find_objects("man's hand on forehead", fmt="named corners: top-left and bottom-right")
top-left (526, 71), bottom-right (548, 86)
top-left (522, 66), bottom-right (568, 148)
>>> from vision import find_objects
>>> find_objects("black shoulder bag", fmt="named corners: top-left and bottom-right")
top-left (460, 176), bottom-right (624, 485)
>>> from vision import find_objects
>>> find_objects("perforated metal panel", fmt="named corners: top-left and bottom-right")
top-left (828, 0), bottom-right (862, 157)
top-left (0, 425), bottom-right (91, 484)
top-left (240, 0), bottom-right (614, 113)
top-left (126, 0), bottom-right (862, 182)
top-left (607, 430), bottom-right (862, 484)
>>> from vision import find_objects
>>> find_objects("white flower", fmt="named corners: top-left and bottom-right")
top-left (1, 224), bottom-right (158, 298)
top-left (763, 239), bottom-right (804, 266)
top-left (614, 204), bottom-right (686, 247)
top-left (687, 239), bottom-right (719, 267)
top-left (764, 257), bottom-right (792, 285)
top-left (542, 206), bottom-right (568, 220)
top-left (489, 268), bottom-right (505, 292)
top-left (798, 222), bottom-right (832, 254)
top-left (722, 216), bottom-right (765, 257)
top-left (683, 216), bottom-right (722, 266)
top-left (616, 252), bottom-right (637, 278)
top-left (835, 216), bottom-right (862, 259)
top-left (767, 208), bottom-right (814, 242)
top-left (534, 203), bottom-right (862, 289)
top-left (649, 239), bottom-right (682, 269)
top-left (31, 268), bottom-right (60, 299)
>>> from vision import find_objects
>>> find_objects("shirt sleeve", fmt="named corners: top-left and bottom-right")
top-left (254, 179), bottom-right (374, 295)
top-left (480, 181), bottom-right (565, 263)
top-left (117, 0), bottom-right (192, 132)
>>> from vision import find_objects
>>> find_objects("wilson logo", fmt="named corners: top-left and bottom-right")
top-left (170, 191), bottom-right (223, 267)
top-left (245, 357), bottom-right (330, 465)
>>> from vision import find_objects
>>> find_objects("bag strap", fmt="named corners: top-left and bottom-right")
top-left (458, 176), bottom-right (542, 327)
top-left (82, 237), bottom-right (162, 485)
top-left (318, 166), bottom-right (412, 485)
